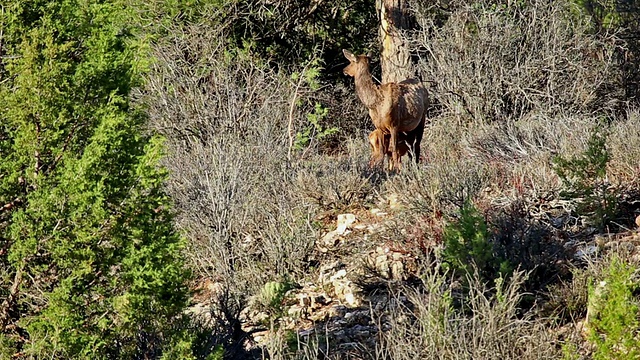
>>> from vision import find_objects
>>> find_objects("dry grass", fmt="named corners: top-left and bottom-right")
top-left (296, 138), bottom-right (377, 214)
top-left (377, 268), bottom-right (562, 360)
top-left (607, 110), bottom-right (640, 184)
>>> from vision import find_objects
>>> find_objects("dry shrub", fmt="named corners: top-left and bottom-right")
top-left (411, 0), bottom-right (624, 123)
top-left (140, 20), bottom-right (324, 297)
top-left (464, 113), bottom-right (599, 191)
top-left (489, 200), bottom-right (567, 289)
top-left (378, 268), bottom-right (561, 360)
top-left (461, 110), bottom-right (639, 197)
top-left (543, 266), bottom-right (590, 325)
top-left (320, 83), bottom-right (373, 145)
top-left (467, 114), bottom-right (584, 163)
top-left (137, 14), bottom-right (388, 357)
top-left (391, 0), bottom-right (639, 215)
top-left (407, 110), bottom-right (628, 207)
top-left (383, 118), bottom-right (474, 216)
top-left (607, 110), bottom-right (640, 184)
top-left (296, 138), bottom-right (377, 213)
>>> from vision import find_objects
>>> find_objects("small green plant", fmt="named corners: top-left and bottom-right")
top-left (206, 345), bottom-right (225, 360)
top-left (284, 329), bottom-right (299, 353)
top-left (553, 123), bottom-right (617, 231)
top-left (291, 57), bottom-right (323, 92)
top-left (259, 280), bottom-right (293, 315)
top-left (442, 202), bottom-right (511, 282)
top-left (0, 335), bottom-right (17, 360)
top-left (561, 342), bottom-right (580, 360)
top-left (587, 255), bottom-right (640, 360)
top-left (294, 102), bottom-right (339, 151)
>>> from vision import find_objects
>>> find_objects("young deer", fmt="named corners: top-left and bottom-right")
top-left (368, 126), bottom-right (422, 170)
top-left (343, 49), bottom-right (428, 170)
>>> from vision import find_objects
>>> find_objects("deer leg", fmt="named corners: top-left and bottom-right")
top-left (368, 130), bottom-right (385, 169)
top-left (413, 116), bottom-right (426, 164)
top-left (369, 146), bottom-right (380, 169)
top-left (378, 131), bottom-right (388, 169)
top-left (370, 152), bottom-right (384, 169)
top-left (389, 128), bottom-right (399, 171)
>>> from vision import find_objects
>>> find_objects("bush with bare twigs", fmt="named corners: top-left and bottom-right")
top-left (133, 0), bottom-right (640, 358)
top-left (411, 0), bottom-right (625, 123)
top-left (136, 9), bottom-right (382, 356)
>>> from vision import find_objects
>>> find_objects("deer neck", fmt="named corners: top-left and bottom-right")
top-left (354, 67), bottom-right (382, 109)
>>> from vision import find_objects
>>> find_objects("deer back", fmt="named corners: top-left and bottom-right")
top-left (377, 81), bottom-right (427, 133)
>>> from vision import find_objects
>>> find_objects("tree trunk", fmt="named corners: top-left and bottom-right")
top-left (377, 0), bottom-right (414, 83)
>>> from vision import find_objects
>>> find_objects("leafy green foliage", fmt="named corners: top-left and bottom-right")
top-left (130, 0), bottom-right (377, 80)
top-left (294, 103), bottom-right (339, 151)
top-left (291, 57), bottom-right (325, 92)
top-left (220, 0), bottom-right (377, 74)
top-left (442, 202), bottom-right (511, 282)
top-left (553, 123), bottom-right (617, 231)
top-left (291, 57), bottom-right (339, 152)
top-left (0, 0), bottom-right (191, 357)
top-left (587, 256), bottom-right (640, 360)
top-left (561, 341), bottom-right (580, 360)
top-left (572, 0), bottom-right (623, 30)
top-left (208, 345), bottom-right (225, 360)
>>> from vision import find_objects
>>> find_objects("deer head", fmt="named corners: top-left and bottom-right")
top-left (342, 49), bottom-right (370, 77)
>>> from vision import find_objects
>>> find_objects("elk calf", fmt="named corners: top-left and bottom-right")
top-left (368, 125), bottom-right (423, 170)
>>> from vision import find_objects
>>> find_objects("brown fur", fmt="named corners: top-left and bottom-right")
top-left (343, 49), bottom-right (428, 170)
top-left (368, 128), bottom-right (413, 170)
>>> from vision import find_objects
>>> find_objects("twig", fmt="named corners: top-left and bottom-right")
top-left (0, 267), bottom-right (23, 332)
top-left (287, 62), bottom-right (310, 162)
top-left (0, 5), bottom-right (4, 77)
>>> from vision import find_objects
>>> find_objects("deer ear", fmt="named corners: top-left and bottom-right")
top-left (343, 49), bottom-right (357, 62)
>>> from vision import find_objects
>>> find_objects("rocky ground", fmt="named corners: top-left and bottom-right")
top-left (188, 188), bottom-right (640, 359)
